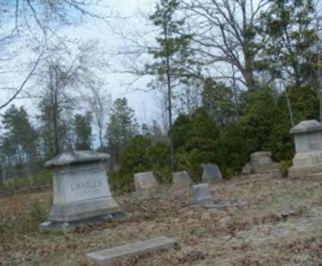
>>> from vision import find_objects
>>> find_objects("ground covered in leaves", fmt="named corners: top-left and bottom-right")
top-left (1, 174), bottom-right (322, 265)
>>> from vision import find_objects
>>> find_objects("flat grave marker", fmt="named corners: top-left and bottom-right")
top-left (86, 236), bottom-right (176, 265)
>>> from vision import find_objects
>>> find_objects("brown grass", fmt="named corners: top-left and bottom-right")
top-left (1, 175), bottom-right (322, 265)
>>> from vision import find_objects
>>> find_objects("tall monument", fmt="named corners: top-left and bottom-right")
top-left (40, 150), bottom-right (124, 231)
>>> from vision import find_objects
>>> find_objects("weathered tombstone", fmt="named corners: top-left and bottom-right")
top-left (241, 162), bottom-right (252, 175)
top-left (201, 163), bottom-right (223, 183)
top-left (39, 150), bottom-right (124, 231)
top-left (289, 120), bottom-right (322, 178)
top-left (172, 171), bottom-right (192, 186)
top-left (191, 183), bottom-right (213, 206)
top-left (249, 151), bottom-right (281, 177)
top-left (134, 171), bottom-right (158, 191)
top-left (86, 236), bottom-right (176, 265)
top-left (251, 151), bottom-right (273, 171)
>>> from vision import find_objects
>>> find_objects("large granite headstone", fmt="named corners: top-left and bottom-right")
top-left (134, 171), bottom-right (158, 191)
top-left (39, 150), bottom-right (123, 231)
top-left (202, 163), bottom-right (223, 183)
top-left (289, 120), bottom-right (322, 177)
top-left (191, 183), bottom-right (213, 206)
top-left (172, 171), bottom-right (192, 186)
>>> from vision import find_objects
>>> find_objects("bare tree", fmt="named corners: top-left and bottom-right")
top-left (184, 0), bottom-right (270, 89)
top-left (86, 85), bottom-right (112, 149)
top-left (0, 0), bottom-right (110, 111)
top-left (37, 41), bottom-right (108, 157)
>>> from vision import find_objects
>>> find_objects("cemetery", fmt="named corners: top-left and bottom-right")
top-left (0, 0), bottom-right (322, 265)
top-left (1, 145), bottom-right (322, 265)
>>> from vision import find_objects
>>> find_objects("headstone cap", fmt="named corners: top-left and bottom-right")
top-left (45, 150), bottom-right (110, 168)
top-left (290, 120), bottom-right (322, 134)
top-left (251, 151), bottom-right (272, 157)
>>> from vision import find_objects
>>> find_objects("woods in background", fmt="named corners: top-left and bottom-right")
top-left (0, 0), bottom-right (322, 191)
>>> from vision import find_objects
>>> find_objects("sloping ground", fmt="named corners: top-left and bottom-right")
top-left (0, 174), bottom-right (322, 265)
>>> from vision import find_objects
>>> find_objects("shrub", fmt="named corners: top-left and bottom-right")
top-left (109, 170), bottom-right (133, 194)
top-left (280, 160), bottom-right (293, 177)
top-left (29, 201), bottom-right (47, 223)
top-left (3, 169), bottom-right (52, 192)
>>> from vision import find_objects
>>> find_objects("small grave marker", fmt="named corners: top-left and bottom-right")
top-left (172, 171), bottom-right (192, 186)
top-left (134, 171), bottom-right (158, 191)
top-left (202, 163), bottom-right (223, 183)
top-left (86, 236), bottom-right (176, 265)
top-left (191, 183), bottom-right (213, 206)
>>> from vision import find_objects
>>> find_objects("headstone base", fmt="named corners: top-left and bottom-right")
top-left (47, 197), bottom-right (120, 222)
top-left (256, 168), bottom-right (282, 178)
top-left (288, 163), bottom-right (322, 178)
top-left (39, 211), bottom-right (125, 232)
top-left (292, 151), bottom-right (322, 167)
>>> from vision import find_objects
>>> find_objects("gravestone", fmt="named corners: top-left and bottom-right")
top-left (39, 150), bottom-right (124, 231)
top-left (134, 171), bottom-right (158, 191)
top-left (289, 120), bottom-right (322, 178)
top-left (172, 171), bottom-right (192, 186)
top-left (191, 183), bottom-right (213, 206)
top-left (251, 151), bottom-right (274, 171)
top-left (241, 152), bottom-right (281, 177)
top-left (202, 163), bottom-right (223, 183)
top-left (241, 162), bottom-right (252, 175)
top-left (86, 236), bottom-right (176, 265)
top-left (249, 151), bottom-right (281, 177)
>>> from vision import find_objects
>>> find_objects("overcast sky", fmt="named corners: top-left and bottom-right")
top-left (79, 0), bottom-right (159, 124)
top-left (1, 0), bottom-right (160, 126)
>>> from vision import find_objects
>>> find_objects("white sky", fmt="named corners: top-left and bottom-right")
top-left (0, 0), bottom-right (160, 126)
top-left (3, 0), bottom-right (322, 127)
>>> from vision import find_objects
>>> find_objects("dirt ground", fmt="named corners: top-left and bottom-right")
top-left (1, 174), bottom-right (322, 266)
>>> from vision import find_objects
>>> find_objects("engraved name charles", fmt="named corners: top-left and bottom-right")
top-left (70, 179), bottom-right (103, 192)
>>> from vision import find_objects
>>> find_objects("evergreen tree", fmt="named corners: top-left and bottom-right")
top-left (106, 98), bottom-right (137, 168)
top-left (0, 105), bottom-right (38, 178)
top-left (260, 0), bottom-right (318, 86)
top-left (175, 108), bottom-right (220, 180)
top-left (202, 78), bottom-right (238, 126)
top-left (148, 0), bottom-right (195, 170)
top-left (73, 112), bottom-right (92, 150)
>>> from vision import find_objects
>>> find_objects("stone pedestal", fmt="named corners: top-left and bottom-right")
top-left (289, 120), bottom-right (322, 178)
top-left (40, 151), bottom-right (124, 231)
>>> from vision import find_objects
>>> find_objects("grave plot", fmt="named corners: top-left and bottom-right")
top-left (1, 174), bottom-right (322, 265)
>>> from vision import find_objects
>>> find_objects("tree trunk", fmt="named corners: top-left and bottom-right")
top-left (243, 48), bottom-right (256, 91)
top-left (166, 57), bottom-right (175, 171)
top-left (164, 24), bottom-right (175, 171)
top-left (53, 66), bottom-right (60, 156)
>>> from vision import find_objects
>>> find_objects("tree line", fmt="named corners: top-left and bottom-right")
top-left (0, 0), bottom-right (322, 191)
